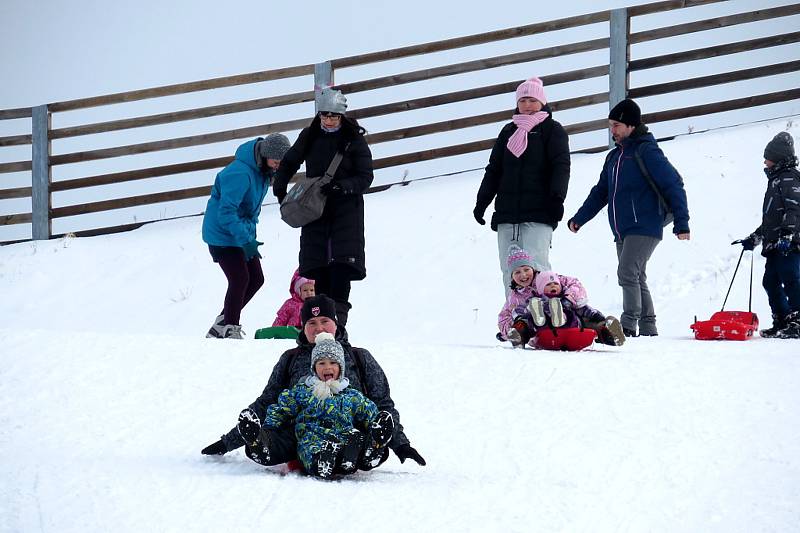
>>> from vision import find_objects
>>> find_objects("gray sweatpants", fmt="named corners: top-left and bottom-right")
top-left (498, 222), bottom-right (553, 297)
top-left (615, 234), bottom-right (660, 335)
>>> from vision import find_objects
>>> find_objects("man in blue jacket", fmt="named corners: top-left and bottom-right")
top-left (567, 99), bottom-right (690, 338)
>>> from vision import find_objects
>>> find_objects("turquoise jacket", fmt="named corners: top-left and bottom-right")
top-left (263, 379), bottom-right (378, 470)
top-left (202, 139), bottom-right (269, 247)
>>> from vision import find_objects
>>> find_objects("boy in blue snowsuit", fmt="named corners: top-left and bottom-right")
top-left (737, 131), bottom-right (800, 338)
top-left (236, 331), bottom-right (395, 479)
top-left (202, 133), bottom-right (291, 339)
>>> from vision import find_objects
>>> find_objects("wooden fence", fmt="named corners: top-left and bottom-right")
top-left (1, 0), bottom-right (799, 242)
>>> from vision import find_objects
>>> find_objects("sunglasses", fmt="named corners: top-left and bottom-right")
top-left (319, 112), bottom-right (343, 119)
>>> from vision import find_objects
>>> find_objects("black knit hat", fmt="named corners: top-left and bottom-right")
top-left (608, 98), bottom-right (641, 127)
top-left (301, 294), bottom-right (338, 325)
top-left (763, 132), bottom-right (795, 163)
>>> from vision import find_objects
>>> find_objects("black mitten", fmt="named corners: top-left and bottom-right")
top-left (201, 439), bottom-right (228, 455)
top-left (321, 181), bottom-right (344, 196)
top-left (473, 206), bottom-right (486, 225)
top-left (394, 443), bottom-right (426, 466)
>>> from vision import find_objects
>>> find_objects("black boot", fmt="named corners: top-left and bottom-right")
top-left (776, 311), bottom-right (800, 339)
top-left (761, 314), bottom-right (787, 338)
top-left (337, 428), bottom-right (365, 475)
top-left (334, 300), bottom-right (351, 327)
top-left (312, 438), bottom-right (342, 479)
top-left (237, 408), bottom-right (261, 447)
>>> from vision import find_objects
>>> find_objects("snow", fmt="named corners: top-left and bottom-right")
top-left (2, 117), bottom-right (800, 532)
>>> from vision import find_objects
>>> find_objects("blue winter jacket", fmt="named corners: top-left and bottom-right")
top-left (202, 139), bottom-right (269, 247)
top-left (263, 380), bottom-right (378, 471)
top-left (572, 129), bottom-right (690, 242)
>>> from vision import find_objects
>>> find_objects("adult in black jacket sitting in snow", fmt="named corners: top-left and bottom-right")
top-left (272, 88), bottom-right (373, 327)
top-left (201, 295), bottom-right (426, 468)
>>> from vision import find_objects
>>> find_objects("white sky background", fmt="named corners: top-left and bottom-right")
top-left (1, 0), bottom-right (799, 241)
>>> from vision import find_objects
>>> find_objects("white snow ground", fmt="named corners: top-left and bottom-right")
top-left (1, 117), bottom-right (799, 532)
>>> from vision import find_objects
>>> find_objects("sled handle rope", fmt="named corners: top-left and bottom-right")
top-left (721, 248), bottom-right (754, 312)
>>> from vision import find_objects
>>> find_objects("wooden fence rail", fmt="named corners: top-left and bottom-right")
top-left (1, 0), bottom-right (799, 242)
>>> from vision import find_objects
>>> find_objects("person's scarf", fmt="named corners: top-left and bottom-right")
top-left (506, 111), bottom-right (548, 158)
top-left (305, 375), bottom-right (349, 400)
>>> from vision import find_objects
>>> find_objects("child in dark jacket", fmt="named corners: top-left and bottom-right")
top-left (272, 269), bottom-right (315, 327)
top-left (236, 332), bottom-right (395, 479)
top-left (737, 132), bottom-right (800, 338)
top-left (498, 246), bottom-right (625, 347)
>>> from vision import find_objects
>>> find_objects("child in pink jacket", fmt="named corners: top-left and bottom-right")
top-left (272, 270), bottom-right (316, 327)
top-left (498, 246), bottom-right (624, 347)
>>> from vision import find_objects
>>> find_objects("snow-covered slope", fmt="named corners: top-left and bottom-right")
top-left (1, 117), bottom-right (799, 532)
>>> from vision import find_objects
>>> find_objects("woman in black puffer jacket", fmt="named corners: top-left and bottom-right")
top-left (273, 88), bottom-right (374, 326)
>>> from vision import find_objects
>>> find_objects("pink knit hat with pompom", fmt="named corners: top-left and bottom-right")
top-left (515, 77), bottom-right (547, 105)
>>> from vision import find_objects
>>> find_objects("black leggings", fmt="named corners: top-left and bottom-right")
top-left (211, 246), bottom-right (264, 326)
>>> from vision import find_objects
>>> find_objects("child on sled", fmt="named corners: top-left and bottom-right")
top-left (498, 246), bottom-right (625, 348)
top-left (255, 270), bottom-right (315, 339)
top-left (236, 332), bottom-right (395, 479)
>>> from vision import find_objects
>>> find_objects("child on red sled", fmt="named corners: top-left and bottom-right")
top-left (498, 246), bottom-right (625, 348)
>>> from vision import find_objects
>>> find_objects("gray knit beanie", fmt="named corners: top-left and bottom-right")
top-left (258, 133), bottom-right (291, 161)
top-left (310, 331), bottom-right (346, 378)
top-left (317, 87), bottom-right (347, 114)
top-left (763, 132), bottom-right (795, 163)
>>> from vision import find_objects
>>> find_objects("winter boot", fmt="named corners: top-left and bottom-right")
top-left (205, 314), bottom-right (225, 338)
top-left (312, 438), bottom-right (342, 479)
top-left (221, 324), bottom-right (244, 339)
top-left (369, 411), bottom-right (395, 448)
top-left (548, 298), bottom-right (566, 328)
top-left (623, 327), bottom-right (638, 338)
top-left (237, 408), bottom-right (261, 447)
top-left (334, 300), bottom-right (351, 327)
top-left (596, 316), bottom-right (626, 346)
top-left (528, 298), bottom-right (546, 327)
top-left (777, 311), bottom-right (800, 339)
top-left (760, 314), bottom-right (788, 338)
top-left (337, 428), bottom-right (365, 475)
top-left (506, 319), bottom-right (532, 347)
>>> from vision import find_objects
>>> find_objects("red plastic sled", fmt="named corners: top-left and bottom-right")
top-left (690, 311), bottom-right (759, 341)
top-left (533, 327), bottom-right (597, 351)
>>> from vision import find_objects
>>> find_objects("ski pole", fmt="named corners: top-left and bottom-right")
top-left (721, 247), bottom-right (745, 312)
top-left (748, 249), bottom-right (754, 313)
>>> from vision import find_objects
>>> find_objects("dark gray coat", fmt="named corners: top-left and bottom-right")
top-left (221, 331), bottom-right (410, 453)
top-left (273, 124), bottom-right (373, 280)
top-left (748, 161), bottom-right (800, 256)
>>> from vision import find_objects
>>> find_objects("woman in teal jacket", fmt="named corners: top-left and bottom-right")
top-left (202, 133), bottom-right (290, 339)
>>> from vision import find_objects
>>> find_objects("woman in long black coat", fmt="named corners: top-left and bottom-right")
top-left (273, 88), bottom-right (373, 326)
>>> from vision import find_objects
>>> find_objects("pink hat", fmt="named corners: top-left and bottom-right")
top-left (535, 271), bottom-right (561, 295)
top-left (294, 276), bottom-right (315, 296)
top-left (515, 77), bottom-right (547, 105)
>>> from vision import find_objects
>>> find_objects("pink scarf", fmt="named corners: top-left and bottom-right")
top-left (506, 111), bottom-right (549, 158)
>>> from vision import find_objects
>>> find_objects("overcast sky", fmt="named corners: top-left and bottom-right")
top-left (1, 0), bottom-right (686, 107)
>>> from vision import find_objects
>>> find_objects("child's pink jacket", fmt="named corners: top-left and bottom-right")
top-left (272, 270), bottom-right (309, 327)
top-left (497, 273), bottom-right (588, 338)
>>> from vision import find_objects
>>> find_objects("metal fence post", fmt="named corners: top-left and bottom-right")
top-left (31, 104), bottom-right (51, 240)
top-left (609, 8), bottom-right (630, 148)
top-left (314, 61), bottom-right (334, 113)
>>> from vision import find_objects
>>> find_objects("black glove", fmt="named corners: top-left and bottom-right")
top-left (548, 199), bottom-right (564, 222)
top-left (201, 439), bottom-right (228, 455)
top-left (473, 206), bottom-right (486, 225)
top-left (737, 237), bottom-right (756, 251)
top-left (394, 443), bottom-right (426, 465)
top-left (276, 193), bottom-right (286, 204)
top-left (561, 298), bottom-right (574, 311)
top-left (321, 181), bottom-right (344, 196)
